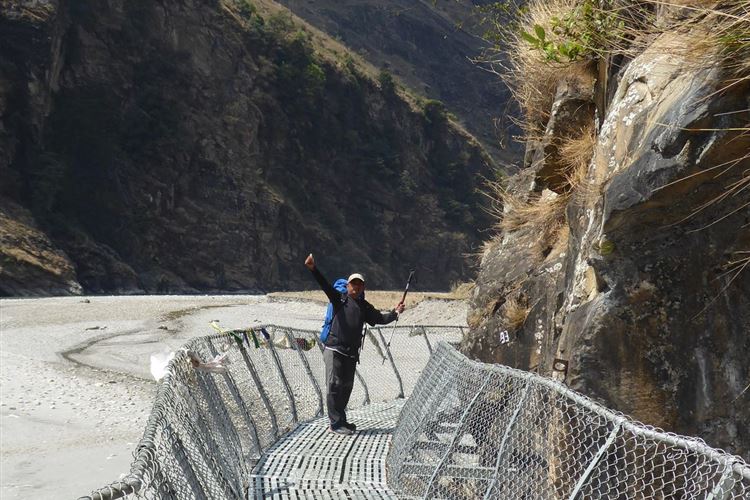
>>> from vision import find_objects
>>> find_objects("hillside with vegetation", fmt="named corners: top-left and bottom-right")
top-left (465, 0), bottom-right (750, 457)
top-left (0, 0), bottom-right (496, 295)
top-left (270, 0), bottom-right (521, 165)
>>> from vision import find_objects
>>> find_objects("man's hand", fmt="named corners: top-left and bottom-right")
top-left (395, 301), bottom-right (405, 314)
top-left (304, 253), bottom-right (316, 270)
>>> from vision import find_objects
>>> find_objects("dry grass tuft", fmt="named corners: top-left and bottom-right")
top-left (481, 0), bottom-right (748, 135)
top-left (483, 179), bottom-right (567, 235)
top-left (477, 1), bottom-right (579, 137)
top-left (481, 120), bottom-right (595, 252)
top-left (450, 281), bottom-right (476, 300)
top-left (559, 123), bottom-right (596, 175)
top-left (559, 123), bottom-right (599, 204)
top-left (502, 294), bottom-right (530, 331)
top-left (481, 179), bottom-right (568, 262)
top-left (479, 0), bottom-right (743, 137)
top-left (506, 190), bottom-right (567, 235)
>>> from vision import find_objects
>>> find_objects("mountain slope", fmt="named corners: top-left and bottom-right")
top-left (0, 0), bottom-right (495, 294)
top-left (273, 0), bottom-right (520, 164)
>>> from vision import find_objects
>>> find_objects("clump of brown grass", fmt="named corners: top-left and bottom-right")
top-left (502, 0), bottom-right (586, 137)
top-left (483, 178), bottom-right (567, 233)
top-left (478, 0), bottom-right (655, 140)
top-left (450, 281), bottom-right (476, 300)
top-left (485, 0), bottom-right (750, 136)
top-left (480, 120), bottom-right (595, 251)
top-left (505, 190), bottom-right (568, 234)
top-left (502, 294), bottom-right (530, 331)
top-left (481, 179), bottom-right (568, 262)
top-left (559, 123), bottom-right (596, 174)
top-left (481, 0), bottom-right (748, 138)
top-left (559, 122), bottom-right (599, 204)
top-left (510, 12), bottom-right (572, 128)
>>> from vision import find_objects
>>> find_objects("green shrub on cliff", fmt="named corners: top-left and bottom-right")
top-left (423, 99), bottom-right (448, 128)
top-left (519, 0), bottom-right (625, 63)
top-left (303, 63), bottom-right (326, 95)
top-left (236, 0), bottom-right (256, 19)
top-left (378, 69), bottom-right (396, 95)
top-left (267, 11), bottom-right (296, 35)
top-left (480, 0), bottom-right (748, 136)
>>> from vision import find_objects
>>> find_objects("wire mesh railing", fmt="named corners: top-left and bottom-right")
top-left (387, 342), bottom-right (750, 499)
top-left (80, 324), bottom-right (464, 500)
top-left (81, 324), bottom-right (749, 499)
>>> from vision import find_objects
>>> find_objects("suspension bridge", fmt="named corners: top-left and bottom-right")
top-left (81, 325), bottom-right (749, 499)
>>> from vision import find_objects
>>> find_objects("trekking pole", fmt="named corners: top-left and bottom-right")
top-left (382, 269), bottom-right (416, 363)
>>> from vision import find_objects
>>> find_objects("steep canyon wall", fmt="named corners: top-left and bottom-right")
top-left (0, 0), bottom-right (494, 294)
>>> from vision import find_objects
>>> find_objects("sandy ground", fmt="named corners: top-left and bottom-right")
top-left (0, 294), bottom-right (467, 499)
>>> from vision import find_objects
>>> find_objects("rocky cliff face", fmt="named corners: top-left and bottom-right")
top-left (466, 24), bottom-right (750, 455)
top-left (0, 0), bottom-right (494, 294)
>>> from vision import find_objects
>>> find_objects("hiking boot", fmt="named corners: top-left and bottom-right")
top-left (342, 422), bottom-right (357, 431)
top-left (328, 425), bottom-right (354, 436)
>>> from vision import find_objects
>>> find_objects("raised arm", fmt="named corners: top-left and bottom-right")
top-left (304, 253), bottom-right (339, 303)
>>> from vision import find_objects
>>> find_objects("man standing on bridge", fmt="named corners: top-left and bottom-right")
top-left (305, 253), bottom-right (405, 435)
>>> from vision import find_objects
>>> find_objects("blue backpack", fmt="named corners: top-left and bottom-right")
top-left (320, 279), bottom-right (349, 342)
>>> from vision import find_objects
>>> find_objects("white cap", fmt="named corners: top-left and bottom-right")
top-left (347, 273), bottom-right (365, 284)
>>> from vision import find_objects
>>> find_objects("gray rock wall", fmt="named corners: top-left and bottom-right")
top-left (466, 31), bottom-right (750, 456)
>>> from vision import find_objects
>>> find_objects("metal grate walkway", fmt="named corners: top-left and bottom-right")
top-left (250, 401), bottom-right (404, 499)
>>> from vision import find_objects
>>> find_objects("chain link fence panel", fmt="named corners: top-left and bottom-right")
top-left (386, 343), bottom-right (750, 499)
top-left (80, 327), bottom-right (748, 499)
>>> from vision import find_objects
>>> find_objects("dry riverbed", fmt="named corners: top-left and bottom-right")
top-left (0, 294), bottom-right (467, 498)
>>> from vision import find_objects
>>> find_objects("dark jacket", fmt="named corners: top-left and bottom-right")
top-left (310, 267), bottom-right (398, 358)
